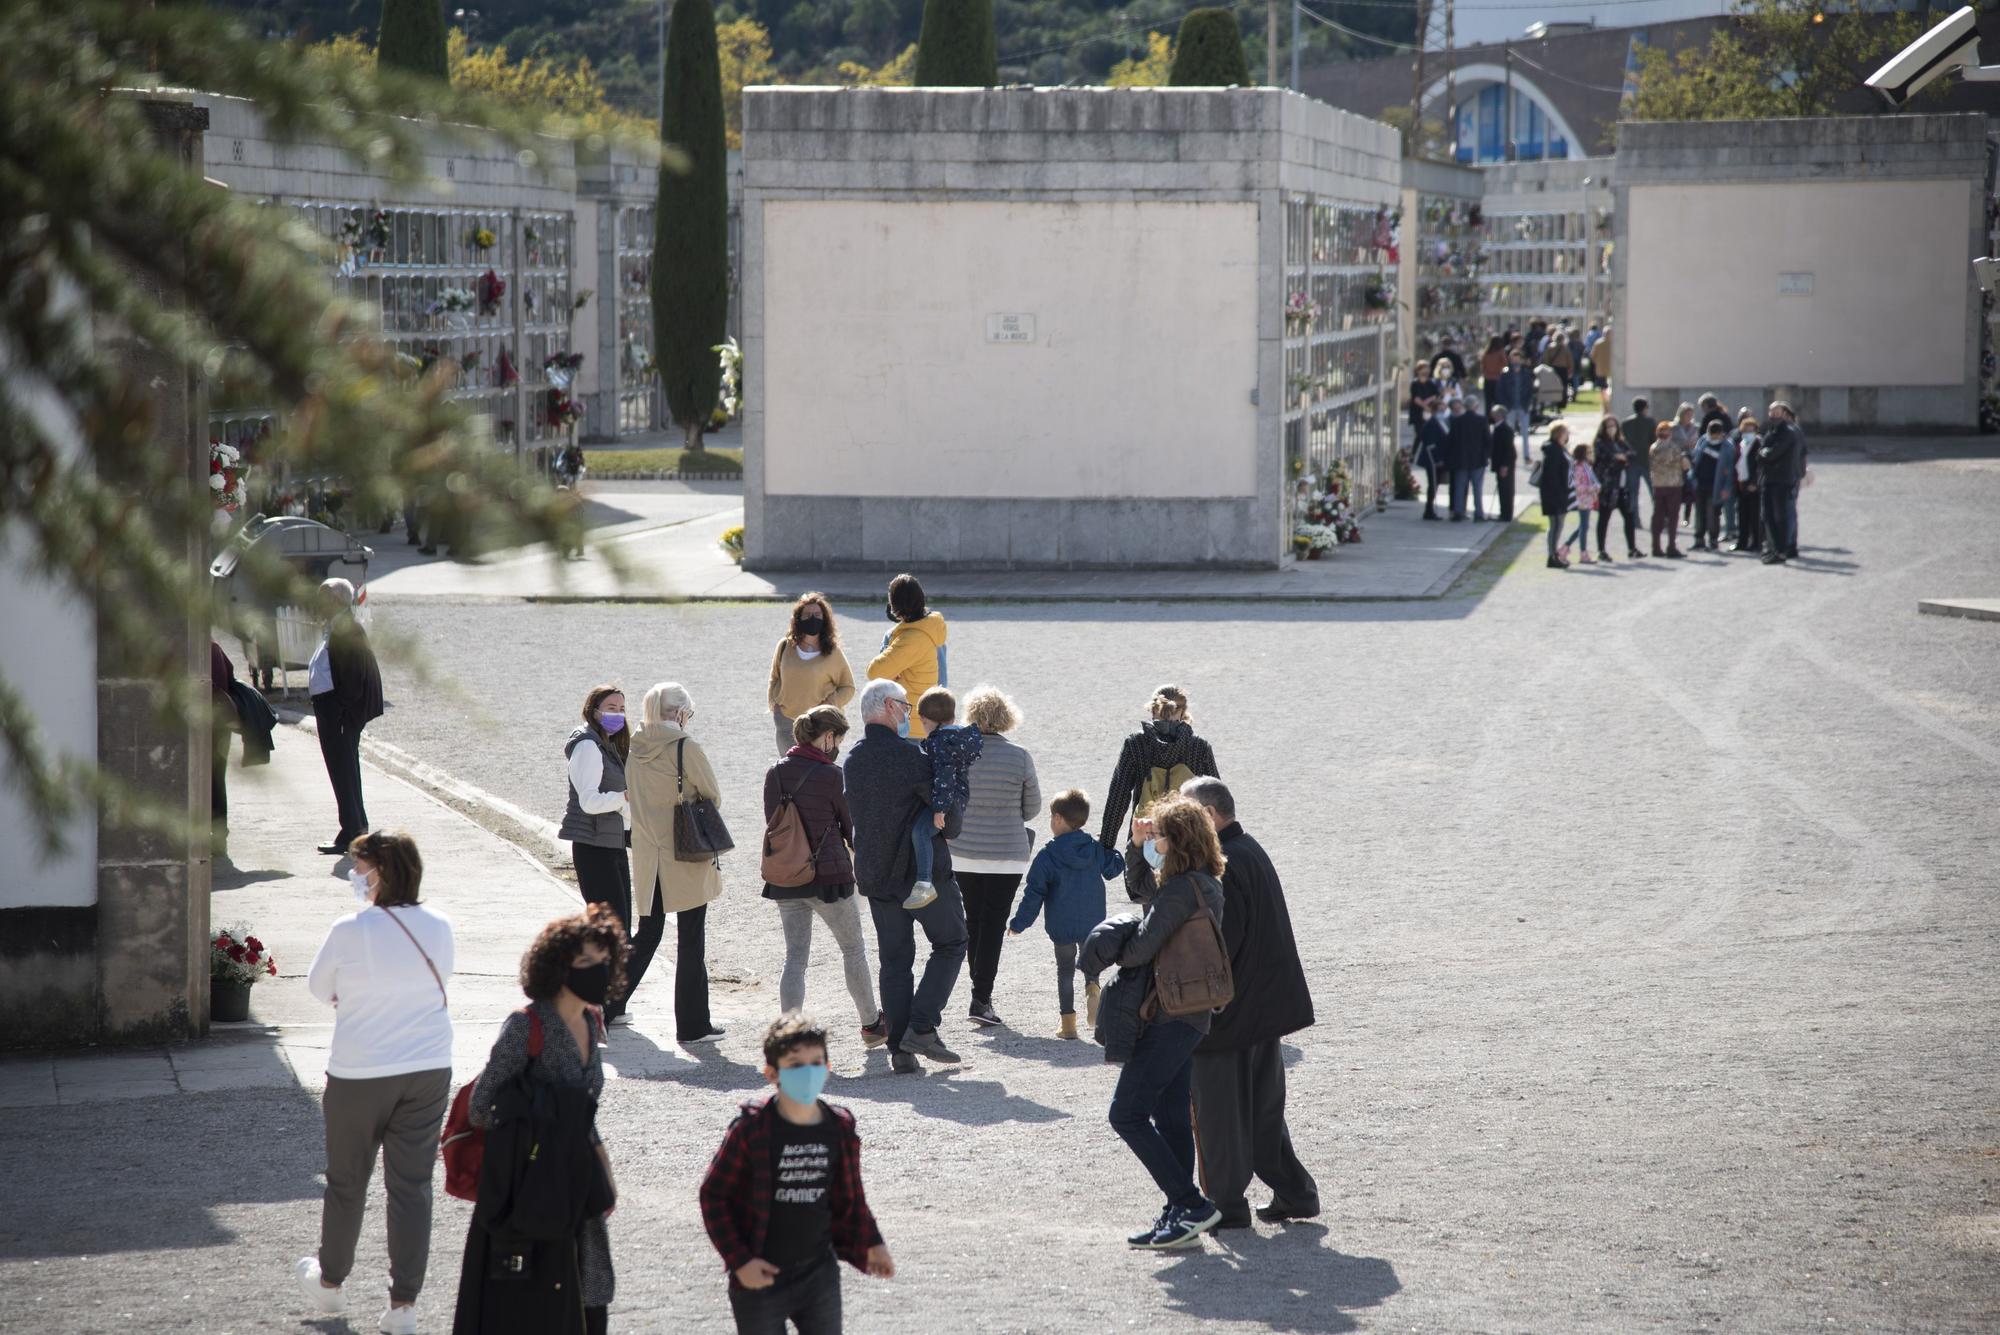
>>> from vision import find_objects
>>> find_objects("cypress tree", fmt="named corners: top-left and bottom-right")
top-left (376, 0), bottom-right (449, 81)
top-left (1167, 8), bottom-right (1250, 87)
top-left (652, 0), bottom-right (731, 450)
top-left (913, 0), bottom-right (998, 87)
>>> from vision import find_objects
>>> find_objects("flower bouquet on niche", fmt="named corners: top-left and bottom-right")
top-left (210, 925), bottom-right (276, 1020)
top-left (476, 268), bottom-right (506, 316)
top-left (1393, 449), bottom-right (1419, 501)
top-left (209, 440), bottom-right (246, 513)
top-left (469, 225), bottom-right (498, 252)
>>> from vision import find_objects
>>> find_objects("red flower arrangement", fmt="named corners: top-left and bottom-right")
top-left (210, 927), bottom-right (278, 985)
top-left (476, 268), bottom-right (506, 317)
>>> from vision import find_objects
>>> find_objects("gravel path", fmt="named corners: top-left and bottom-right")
top-left (5, 443), bottom-right (1998, 1334)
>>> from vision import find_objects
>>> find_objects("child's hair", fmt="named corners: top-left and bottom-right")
top-left (1655, 421), bottom-right (1674, 439)
top-left (1739, 417), bottom-right (1761, 434)
top-left (1049, 789), bottom-right (1091, 828)
top-left (916, 686), bottom-right (956, 726)
top-left (1706, 420), bottom-right (1726, 434)
top-left (1571, 441), bottom-right (1592, 463)
top-left (762, 1010), bottom-right (829, 1067)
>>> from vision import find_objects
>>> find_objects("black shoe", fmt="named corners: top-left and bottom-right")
top-left (1629, 550), bottom-right (1643, 560)
top-left (1213, 1212), bottom-right (1255, 1231)
top-left (419, 545), bottom-right (437, 556)
top-left (1422, 511), bottom-right (1441, 521)
top-left (679, 1027), bottom-right (725, 1045)
top-left (1785, 548), bottom-right (1799, 560)
top-left (1761, 554), bottom-right (1786, 565)
top-left (1132, 1200), bottom-right (1223, 1250)
top-left (1546, 556), bottom-right (1568, 569)
top-left (860, 1013), bottom-right (889, 1049)
top-left (901, 1027), bottom-right (961, 1064)
top-left (890, 1050), bottom-right (919, 1074)
top-left (1127, 1208), bottom-right (1173, 1247)
top-left (967, 1002), bottom-right (1003, 1028)
top-left (1450, 515), bottom-right (1465, 522)
top-left (316, 840), bottom-right (349, 856)
top-left (1665, 548), bottom-right (1686, 559)
top-left (1256, 1200), bottom-right (1321, 1224)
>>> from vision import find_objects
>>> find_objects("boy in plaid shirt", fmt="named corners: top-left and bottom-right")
top-left (700, 1013), bottom-right (894, 1332)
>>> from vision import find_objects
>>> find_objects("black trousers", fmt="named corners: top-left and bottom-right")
top-left (1597, 494), bottom-right (1638, 554)
top-left (1191, 1038), bottom-right (1320, 1224)
top-left (1423, 462), bottom-right (1442, 517)
top-left (729, 1253), bottom-right (841, 1334)
top-left (1495, 468), bottom-right (1515, 521)
top-left (1737, 485), bottom-right (1763, 549)
top-left (312, 694), bottom-right (368, 843)
top-left (958, 871), bottom-right (1021, 1008)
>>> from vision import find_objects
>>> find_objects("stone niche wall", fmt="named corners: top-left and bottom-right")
top-left (740, 86), bottom-right (1401, 571)
top-left (1612, 114), bottom-right (1987, 431)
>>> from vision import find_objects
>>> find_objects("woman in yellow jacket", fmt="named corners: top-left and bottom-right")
top-left (867, 573), bottom-right (948, 739)
top-left (626, 681), bottom-right (726, 1043)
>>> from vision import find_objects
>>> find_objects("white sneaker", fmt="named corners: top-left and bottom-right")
top-left (379, 1304), bottom-right (420, 1335)
top-left (293, 1257), bottom-right (344, 1315)
top-left (902, 880), bottom-right (938, 910)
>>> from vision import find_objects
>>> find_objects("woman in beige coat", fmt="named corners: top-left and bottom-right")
top-left (626, 682), bottom-right (724, 1043)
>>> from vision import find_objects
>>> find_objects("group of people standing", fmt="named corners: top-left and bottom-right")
top-left (293, 573), bottom-right (1323, 1335)
top-left (1536, 394), bottom-right (1809, 569)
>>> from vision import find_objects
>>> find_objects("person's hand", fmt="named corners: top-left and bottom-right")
top-left (1130, 816), bottom-right (1154, 845)
top-left (735, 1259), bottom-right (780, 1290)
top-left (932, 812), bottom-right (946, 830)
top-left (1007, 928), bottom-right (1022, 937)
top-left (866, 1245), bottom-right (895, 1279)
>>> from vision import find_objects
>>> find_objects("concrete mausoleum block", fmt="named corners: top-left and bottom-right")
top-left (740, 86), bottom-right (1402, 572)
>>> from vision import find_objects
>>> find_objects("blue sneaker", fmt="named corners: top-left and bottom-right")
top-left (1132, 1199), bottom-right (1222, 1251)
top-left (1126, 1208), bottom-right (1172, 1248)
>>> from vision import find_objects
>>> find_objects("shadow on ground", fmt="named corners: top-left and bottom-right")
top-left (1151, 1224), bottom-right (1400, 1333)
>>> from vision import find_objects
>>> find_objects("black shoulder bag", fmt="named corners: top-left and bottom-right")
top-left (673, 738), bottom-right (735, 862)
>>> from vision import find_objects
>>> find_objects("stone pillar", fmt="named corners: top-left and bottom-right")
top-left (94, 97), bottom-right (213, 1042)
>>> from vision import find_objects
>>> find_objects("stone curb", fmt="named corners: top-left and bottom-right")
top-left (1917, 597), bottom-right (2000, 622)
top-left (586, 469), bottom-right (743, 482)
top-left (278, 710), bottom-right (572, 873)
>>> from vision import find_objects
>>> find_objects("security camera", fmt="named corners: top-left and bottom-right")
top-left (1865, 6), bottom-right (1999, 108)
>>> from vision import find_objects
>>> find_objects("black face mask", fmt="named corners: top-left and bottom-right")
top-left (566, 961), bottom-right (611, 1006)
top-left (797, 616), bottom-right (826, 638)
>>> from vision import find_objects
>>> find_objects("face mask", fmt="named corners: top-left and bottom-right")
top-left (797, 616), bottom-right (825, 638)
top-left (895, 712), bottom-right (910, 739)
top-left (1141, 839), bottom-right (1165, 870)
top-left (598, 712), bottom-right (625, 735)
top-left (349, 869), bottom-right (373, 905)
top-left (885, 601), bottom-right (898, 622)
top-left (566, 961), bottom-right (611, 1006)
top-left (777, 1062), bottom-right (829, 1106)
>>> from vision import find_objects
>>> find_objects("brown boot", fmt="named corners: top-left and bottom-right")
top-left (1057, 1012), bottom-right (1079, 1040)
top-left (1084, 980), bottom-right (1102, 1027)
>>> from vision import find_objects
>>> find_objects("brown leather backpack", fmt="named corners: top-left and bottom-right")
top-left (1147, 886), bottom-right (1233, 1019)
top-left (761, 768), bottom-right (830, 888)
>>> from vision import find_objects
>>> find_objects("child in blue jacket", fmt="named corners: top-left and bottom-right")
top-left (1009, 789), bottom-right (1126, 1039)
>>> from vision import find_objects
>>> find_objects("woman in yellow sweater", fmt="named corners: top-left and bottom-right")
top-left (867, 573), bottom-right (948, 739)
top-left (767, 593), bottom-right (857, 756)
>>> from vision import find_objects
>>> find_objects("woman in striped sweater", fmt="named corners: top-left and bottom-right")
top-left (946, 686), bottom-right (1042, 1029)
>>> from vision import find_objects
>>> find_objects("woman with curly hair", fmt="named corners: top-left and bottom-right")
top-left (1111, 796), bottom-right (1229, 1251)
top-left (455, 906), bottom-right (629, 1335)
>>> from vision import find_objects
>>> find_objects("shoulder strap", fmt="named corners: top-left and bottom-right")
top-left (380, 906), bottom-right (447, 1008)
top-left (527, 1007), bottom-right (544, 1058)
top-left (676, 737), bottom-right (686, 795)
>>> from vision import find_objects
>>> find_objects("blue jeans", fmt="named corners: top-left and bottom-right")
top-left (729, 1251), bottom-right (841, 1334)
top-left (1448, 469), bottom-right (1468, 518)
top-left (1763, 481), bottom-right (1798, 555)
top-left (1467, 466), bottom-right (1488, 518)
top-left (910, 808), bottom-right (946, 884)
top-left (1109, 1017), bottom-right (1209, 1209)
top-left (867, 883), bottom-right (968, 1051)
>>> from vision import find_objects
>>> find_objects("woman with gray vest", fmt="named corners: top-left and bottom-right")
top-left (562, 685), bottom-right (635, 1012)
top-left (947, 685), bottom-right (1042, 1029)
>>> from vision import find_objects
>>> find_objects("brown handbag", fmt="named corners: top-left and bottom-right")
top-left (672, 738), bottom-right (735, 862)
top-left (1145, 885), bottom-right (1234, 1020)
top-left (760, 767), bottom-right (832, 888)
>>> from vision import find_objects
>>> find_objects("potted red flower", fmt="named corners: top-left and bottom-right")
top-left (209, 926), bottom-right (277, 1022)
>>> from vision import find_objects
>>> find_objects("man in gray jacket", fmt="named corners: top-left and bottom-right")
top-left (844, 679), bottom-right (968, 1073)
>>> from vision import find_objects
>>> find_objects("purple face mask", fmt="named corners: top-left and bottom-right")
top-left (598, 712), bottom-right (626, 734)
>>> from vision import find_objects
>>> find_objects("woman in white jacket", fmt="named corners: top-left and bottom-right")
top-left (294, 830), bottom-right (455, 1335)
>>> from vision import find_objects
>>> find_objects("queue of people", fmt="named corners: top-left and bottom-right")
top-left (294, 573), bottom-right (1324, 1333)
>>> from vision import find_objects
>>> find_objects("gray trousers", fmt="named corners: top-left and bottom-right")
top-left (1191, 1039), bottom-right (1320, 1224)
top-left (777, 894), bottom-right (879, 1023)
top-left (773, 709), bottom-right (794, 757)
top-left (319, 1068), bottom-right (452, 1304)
top-left (1053, 941), bottom-right (1081, 1014)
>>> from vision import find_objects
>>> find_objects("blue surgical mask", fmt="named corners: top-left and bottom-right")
top-left (777, 1062), bottom-right (828, 1106)
top-left (349, 869), bottom-right (373, 905)
top-left (1141, 839), bottom-right (1165, 870)
top-left (895, 712), bottom-right (910, 739)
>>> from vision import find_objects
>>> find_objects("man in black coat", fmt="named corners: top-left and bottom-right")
top-left (843, 679), bottom-right (968, 1074)
top-left (1759, 400), bottom-right (1805, 565)
top-left (1446, 395), bottom-right (1492, 522)
top-left (1621, 396), bottom-right (1658, 524)
top-left (1487, 404), bottom-right (1518, 523)
top-left (1180, 778), bottom-right (1319, 1229)
top-left (308, 579), bottom-right (383, 855)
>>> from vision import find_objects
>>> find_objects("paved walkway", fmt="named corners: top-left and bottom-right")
top-left (364, 484), bottom-right (1517, 603)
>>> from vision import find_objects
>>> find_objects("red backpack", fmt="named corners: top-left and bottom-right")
top-left (440, 1009), bottom-right (544, 1202)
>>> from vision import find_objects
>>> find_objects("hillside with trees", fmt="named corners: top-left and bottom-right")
top-left (216, 0), bottom-right (1413, 114)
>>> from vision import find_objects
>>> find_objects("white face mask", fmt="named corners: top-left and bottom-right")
top-left (350, 869), bottom-right (374, 906)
